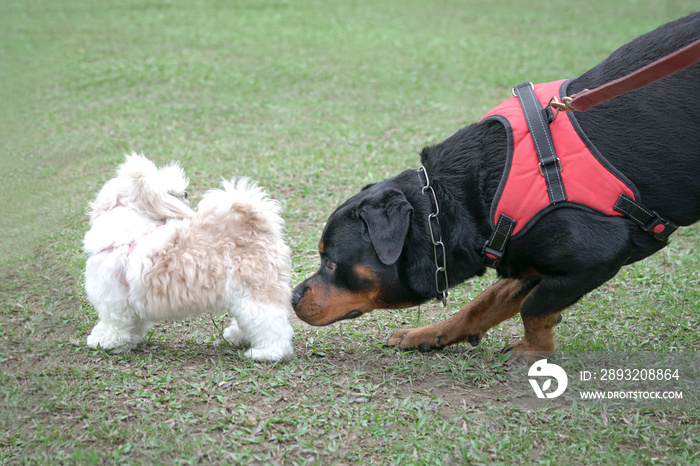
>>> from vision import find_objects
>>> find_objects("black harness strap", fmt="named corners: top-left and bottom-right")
top-left (513, 82), bottom-right (567, 204)
top-left (483, 213), bottom-right (516, 268)
top-left (614, 194), bottom-right (678, 241)
top-left (483, 82), bottom-right (566, 268)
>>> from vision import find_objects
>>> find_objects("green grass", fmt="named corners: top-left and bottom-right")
top-left (2, 0), bottom-right (699, 464)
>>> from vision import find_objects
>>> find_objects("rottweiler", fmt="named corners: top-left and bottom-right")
top-left (292, 12), bottom-right (700, 362)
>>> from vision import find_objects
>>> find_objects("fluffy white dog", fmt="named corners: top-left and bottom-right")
top-left (83, 154), bottom-right (294, 361)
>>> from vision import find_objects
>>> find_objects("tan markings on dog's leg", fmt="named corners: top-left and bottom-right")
top-left (386, 278), bottom-right (537, 351)
top-left (503, 312), bottom-right (561, 364)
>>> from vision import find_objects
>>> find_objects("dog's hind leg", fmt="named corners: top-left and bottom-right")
top-left (502, 268), bottom-right (620, 364)
top-left (501, 313), bottom-right (561, 363)
top-left (386, 278), bottom-right (539, 352)
top-left (230, 298), bottom-right (294, 362)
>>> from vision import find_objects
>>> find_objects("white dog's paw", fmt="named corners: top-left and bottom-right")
top-left (86, 322), bottom-right (138, 353)
top-left (244, 343), bottom-right (294, 362)
top-left (223, 322), bottom-right (250, 347)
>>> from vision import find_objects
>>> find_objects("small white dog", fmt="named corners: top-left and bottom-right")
top-left (83, 153), bottom-right (294, 361)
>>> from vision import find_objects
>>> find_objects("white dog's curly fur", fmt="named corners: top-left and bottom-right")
top-left (83, 154), bottom-right (294, 361)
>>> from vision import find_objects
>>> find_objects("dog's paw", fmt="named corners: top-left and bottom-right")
top-left (223, 323), bottom-right (250, 348)
top-left (385, 328), bottom-right (411, 347)
top-left (244, 343), bottom-right (293, 362)
top-left (86, 322), bottom-right (113, 349)
top-left (385, 327), bottom-right (447, 352)
top-left (86, 333), bottom-right (103, 350)
top-left (86, 322), bottom-right (137, 353)
top-left (86, 336), bottom-right (135, 353)
top-left (501, 339), bottom-right (553, 365)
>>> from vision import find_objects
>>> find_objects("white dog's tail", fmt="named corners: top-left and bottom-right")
top-left (196, 178), bottom-right (285, 233)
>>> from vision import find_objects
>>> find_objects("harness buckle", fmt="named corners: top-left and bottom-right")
top-left (512, 81), bottom-right (534, 96)
top-left (482, 242), bottom-right (504, 268)
top-left (538, 158), bottom-right (563, 176)
top-left (642, 215), bottom-right (678, 241)
top-left (614, 194), bottom-right (678, 242)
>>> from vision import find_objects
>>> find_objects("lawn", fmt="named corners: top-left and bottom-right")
top-left (1, 0), bottom-right (699, 464)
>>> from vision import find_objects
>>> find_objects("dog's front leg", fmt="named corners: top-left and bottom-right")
top-left (231, 299), bottom-right (294, 362)
top-left (86, 306), bottom-right (152, 353)
top-left (386, 278), bottom-right (539, 352)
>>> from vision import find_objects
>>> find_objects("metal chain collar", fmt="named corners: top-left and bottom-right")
top-left (418, 166), bottom-right (449, 306)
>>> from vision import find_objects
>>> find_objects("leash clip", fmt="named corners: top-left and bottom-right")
top-left (549, 95), bottom-right (578, 112)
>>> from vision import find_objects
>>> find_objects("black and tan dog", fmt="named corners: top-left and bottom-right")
top-left (292, 12), bottom-right (700, 362)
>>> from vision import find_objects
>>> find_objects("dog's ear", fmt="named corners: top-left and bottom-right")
top-left (358, 189), bottom-right (413, 265)
top-left (125, 155), bottom-right (194, 220)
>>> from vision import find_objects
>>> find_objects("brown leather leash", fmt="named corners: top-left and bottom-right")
top-left (552, 37), bottom-right (700, 113)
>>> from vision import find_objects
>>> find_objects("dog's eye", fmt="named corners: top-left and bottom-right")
top-left (169, 191), bottom-right (188, 201)
top-left (324, 260), bottom-right (336, 271)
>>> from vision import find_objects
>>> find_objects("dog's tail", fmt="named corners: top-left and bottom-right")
top-left (196, 178), bottom-right (285, 234)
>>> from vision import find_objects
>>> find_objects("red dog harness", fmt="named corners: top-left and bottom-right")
top-left (479, 80), bottom-right (677, 267)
